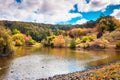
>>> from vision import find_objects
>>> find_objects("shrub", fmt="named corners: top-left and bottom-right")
top-left (70, 40), bottom-right (76, 49)
top-left (12, 29), bottom-right (21, 35)
top-left (97, 32), bottom-right (103, 38)
top-left (81, 35), bottom-right (96, 43)
top-left (102, 29), bottom-right (120, 42)
top-left (28, 39), bottom-right (36, 45)
top-left (75, 38), bottom-right (81, 44)
top-left (85, 39), bottom-right (109, 49)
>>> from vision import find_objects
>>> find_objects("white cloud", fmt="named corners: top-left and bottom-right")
top-left (77, 0), bottom-right (120, 12)
top-left (0, 0), bottom-right (82, 24)
top-left (44, 13), bottom-right (82, 24)
top-left (76, 18), bottom-right (87, 24)
top-left (111, 9), bottom-right (120, 20)
top-left (0, 0), bottom-right (120, 24)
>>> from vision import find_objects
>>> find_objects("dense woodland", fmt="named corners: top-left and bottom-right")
top-left (0, 19), bottom-right (96, 42)
top-left (0, 16), bottom-right (120, 56)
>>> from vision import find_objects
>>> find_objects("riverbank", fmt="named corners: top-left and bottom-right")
top-left (38, 61), bottom-right (120, 80)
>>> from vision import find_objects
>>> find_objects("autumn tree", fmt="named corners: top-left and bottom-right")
top-left (68, 28), bottom-right (83, 38)
top-left (68, 28), bottom-right (91, 38)
top-left (43, 35), bottom-right (55, 47)
top-left (23, 34), bottom-right (36, 45)
top-left (98, 16), bottom-right (119, 32)
top-left (12, 34), bottom-right (25, 46)
top-left (53, 35), bottom-right (65, 47)
top-left (0, 27), bottom-right (14, 56)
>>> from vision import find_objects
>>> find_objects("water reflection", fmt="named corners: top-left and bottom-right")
top-left (0, 47), bottom-right (120, 79)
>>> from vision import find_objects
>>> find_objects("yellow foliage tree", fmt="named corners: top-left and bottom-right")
top-left (0, 27), bottom-right (14, 56)
top-left (12, 34), bottom-right (25, 46)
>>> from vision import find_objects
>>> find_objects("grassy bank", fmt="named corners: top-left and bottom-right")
top-left (46, 62), bottom-right (120, 80)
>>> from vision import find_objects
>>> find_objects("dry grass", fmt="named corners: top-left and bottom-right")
top-left (51, 62), bottom-right (120, 80)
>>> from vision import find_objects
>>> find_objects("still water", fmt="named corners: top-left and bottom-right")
top-left (0, 47), bottom-right (120, 80)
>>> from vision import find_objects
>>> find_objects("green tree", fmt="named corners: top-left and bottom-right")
top-left (30, 31), bottom-right (40, 42)
top-left (70, 40), bottom-right (76, 49)
top-left (28, 39), bottom-right (36, 45)
top-left (12, 29), bottom-right (21, 35)
top-left (98, 16), bottom-right (117, 32)
top-left (0, 27), bottom-right (14, 56)
top-left (55, 29), bottom-right (65, 35)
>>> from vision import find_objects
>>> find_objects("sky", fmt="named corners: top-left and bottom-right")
top-left (0, 0), bottom-right (120, 24)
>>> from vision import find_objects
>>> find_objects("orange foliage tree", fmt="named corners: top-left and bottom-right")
top-left (53, 35), bottom-right (65, 47)
top-left (67, 28), bottom-right (92, 38)
top-left (22, 34), bottom-right (32, 44)
top-left (67, 28), bottom-right (82, 38)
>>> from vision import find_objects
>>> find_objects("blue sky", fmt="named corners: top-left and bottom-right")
top-left (0, 0), bottom-right (120, 24)
top-left (16, 0), bottom-right (23, 3)
top-left (67, 4), bottom-right (120, 24)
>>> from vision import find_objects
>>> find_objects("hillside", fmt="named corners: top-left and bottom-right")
top-left (0, 20), bottom-right (96, 42)
top-left (0, 16), bottom-right (120, 49)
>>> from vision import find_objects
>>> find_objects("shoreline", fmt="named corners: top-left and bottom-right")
top-left (38, 60), bottom-right (120, 80)
top-left (49, 43), bottom-right (120, 51)
top-left (0, 46), bottom-right (120, 80)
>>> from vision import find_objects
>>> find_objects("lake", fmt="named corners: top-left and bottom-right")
top-left (0, 47), bottom-right (120, 80)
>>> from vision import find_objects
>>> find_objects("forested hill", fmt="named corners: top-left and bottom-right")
top-left (0, 20), bottom-right (96, 41)
top-left (0, 16), bottom-right (120, 42)
top-left (0, 20), bottom-right (96, 31)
